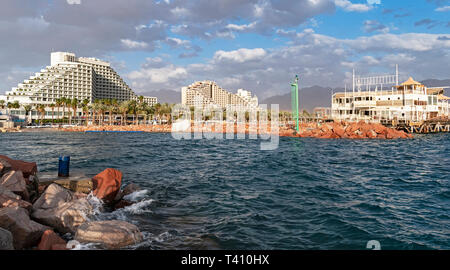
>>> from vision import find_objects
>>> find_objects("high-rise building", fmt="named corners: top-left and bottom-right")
top-left (181, 81), bottom-right (259, 110)
top-left (3, 52), bottom-right (157, 106)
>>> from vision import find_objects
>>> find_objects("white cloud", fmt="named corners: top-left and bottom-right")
top-left (120, 39), bottom-right (149, 49)
top-left (435, 6), bottom-right (450, 12)
top-left (214, 48), bottom-right (267, 63)
top-left (226, 22), bottom-right (257, 32)
top-left (66, 0), bottom-right (81, 4)
top-left (335, 0), bottom-right (373, 12)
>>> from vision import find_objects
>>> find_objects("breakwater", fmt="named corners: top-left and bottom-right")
top-left (62, 121), bottom-right (412, 140)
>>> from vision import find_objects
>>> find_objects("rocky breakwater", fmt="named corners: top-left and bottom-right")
top-left (0, 156), bottom-right (144, 250)
top-left (280, 121), bottom-right (413, 140)
top-left (63, 124), bottom-right (172, 133)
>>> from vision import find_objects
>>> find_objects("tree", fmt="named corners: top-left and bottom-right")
top-left (0, 100), bottom-right (5, 109)
top-left (55, 98), bottom-right (63, 123)
top-left (128, 100), bottom-right (138, 125)
top-left (23, 105), bottom-right (32, 125)
top-left (70, 98), bottom-right (79, 125)
top-left (110, 99), bottom-right (119, 126)
top-left (82, 99), bottom-right (90, 125)
top-left (49, 104), bottom-right (56, 124)
top-left (92, 100), bottom-right (101, 126)
top-left (119, 101), bottom-right (130, 126)
top-left (37, 104), bottom-right (46, 125)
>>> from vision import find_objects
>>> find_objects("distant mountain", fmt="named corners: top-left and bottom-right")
top-left (421, 79), bottom-right (450, 88)
top-left (137, 89), bottom-right (180, 104)
top-left (261, 85), bottom-right (333, 112)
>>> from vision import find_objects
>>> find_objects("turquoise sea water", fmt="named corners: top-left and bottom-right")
top-left (0, 132), bottom-right (449, 250)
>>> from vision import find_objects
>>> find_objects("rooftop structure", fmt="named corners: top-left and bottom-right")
top-left (332, 66), bottom-right (449, 124)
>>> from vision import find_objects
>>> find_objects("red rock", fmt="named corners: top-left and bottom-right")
top-left (0, 155), bottom-right (37, 179)
top-left (333, 125), bottom-right (345, 138)
top-left (92, 169), bottom-right (123, 202)
top-left (37, 230), bottom-right (67, 250)
top-left (373, 124), bottom-right (386, 134)
top-left (366, 130), bottom-right (378, 139)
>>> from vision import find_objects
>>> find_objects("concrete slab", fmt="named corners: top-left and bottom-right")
top-left (37, 172), bottom-right (93, 194)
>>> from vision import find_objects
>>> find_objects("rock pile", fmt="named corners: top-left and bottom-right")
top-left (280, 121), bottom-right (413, 139)
top-left (0, 156), bottom-right (144, 250)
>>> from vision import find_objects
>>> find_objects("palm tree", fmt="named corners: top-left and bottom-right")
top-left (23, 105), bottom-right (32, 125)
top-left (98, 102), bottom-right (107, 126)
top-left (154, 103), bottom-right (162, 124)
top-left (102, 99), bottom-right (112, 126)
top-left (128, 100), bottom-right (138, 125)
top-left (49, 104), bottom-right (56, 124)
top-left (91, 100), bottom-right (101, 126)
top-left (82, 99), bottom-right (90, 125)
top-left (119, 101), bottom-right (130, 126)
top-left (60, 97), bottom-right (68, 124)
top-left (110, 99), bottom-right (119, 126)
top-left (55, 98), bottom-right (63, 123)
top-left (137, 102), bottom-right (149, 125)
top-left (37, 104), bottom-right (46, 125)
top-left (0, 100), bottom-right (5, 110)
top-left (70, 98), bottom-right (79, 125)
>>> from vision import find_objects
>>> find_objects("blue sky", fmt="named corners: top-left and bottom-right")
top-left (0, 0), bottom-right (449, 99)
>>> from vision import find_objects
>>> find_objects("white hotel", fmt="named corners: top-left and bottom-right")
top-left (181, 81), bottom-right (259, 110)
top-left (331, 67), bottom-right (449, 124)
top-left (1, 52), bottom-right (157, 108)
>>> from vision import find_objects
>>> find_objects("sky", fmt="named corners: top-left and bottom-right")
top-left (0, 0), bottom-right (449, 99)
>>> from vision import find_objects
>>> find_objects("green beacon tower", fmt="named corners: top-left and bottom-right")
top-left (291, 75), bottom-right (300, 132)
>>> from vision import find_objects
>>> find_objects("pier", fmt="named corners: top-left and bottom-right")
top-left (393, 118), bottom-right (450, 134)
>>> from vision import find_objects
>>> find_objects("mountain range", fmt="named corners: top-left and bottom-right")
top-left (140, 79), bottom-right (450, 112)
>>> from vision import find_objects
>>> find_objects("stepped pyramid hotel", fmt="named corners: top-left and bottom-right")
top-left (182, 81), bottom-right (259, 110)
top-left (2, 52), bottom-right (157, 111)
top-left (332, 67), bottom-right (449, 124)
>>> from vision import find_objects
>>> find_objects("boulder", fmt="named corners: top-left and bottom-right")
top-left (0, 170), bottom-right (29, 200)
top-left (0, 227), bottom-right (14, 250)
top-left (32, 197), bottom-right (93, 234)
top-left (92, 169), bottom-right (122, 202)
top-left (75, 220), bottom-right (143, 249)
top-left (333, 125), bottom-right (345, 138)
top-left (0, 207), bottom-right (50, 249)
top-left (32, 183), bottom-right (73, 211)
top-left (0, 158), bottom-right (12, 178)
top-left (0, 155), bottom-right (37, 179)
top-left (0, 190), bottom-right (32, 212)
top-left (37, 230), bottom-right (67, 250)
top-left (122, 183), bottom-right (141, 198)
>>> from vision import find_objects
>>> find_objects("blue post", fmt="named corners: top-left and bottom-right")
top-left (58, 156), bottom-right (70, 177)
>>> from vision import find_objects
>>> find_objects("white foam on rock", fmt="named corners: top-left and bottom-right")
top-left (123, 189), bottom-right (149, 202)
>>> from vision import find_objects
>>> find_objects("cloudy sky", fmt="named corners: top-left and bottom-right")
top-left (0, 0), bottom-right (449, 99)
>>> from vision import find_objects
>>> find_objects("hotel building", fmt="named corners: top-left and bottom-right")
top-left (331, 68), bottom-right (449, 124)
top-left (2, 52), bottom-right (157, 106)
top-left (181, 81), bottom-right (259, 110)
